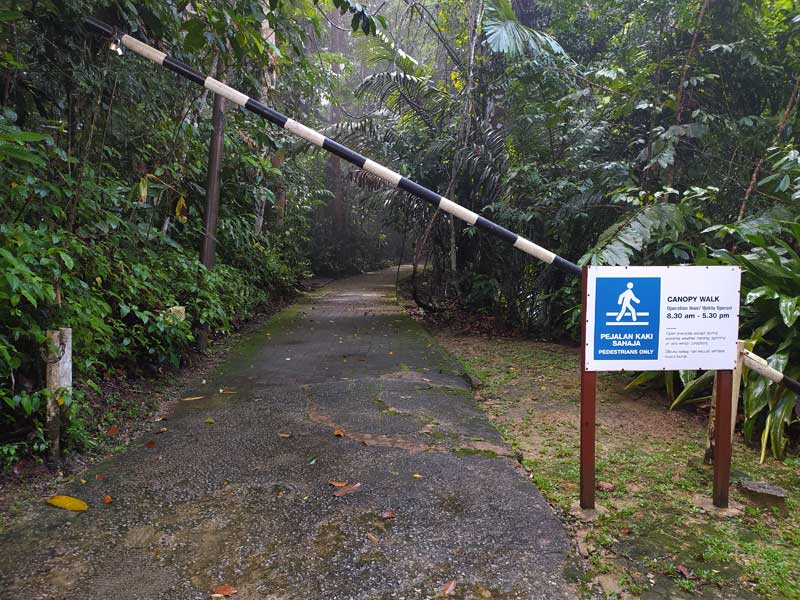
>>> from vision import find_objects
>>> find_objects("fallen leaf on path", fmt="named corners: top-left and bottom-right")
top-left (596, 481), bottom-right (615, 492)
top-left (220, 389), bottom-right (237, 395)
top-left (333, 482), bottom-right (362, 497)
top-left (442, 579), bottom-right (457, 595)
top-left (95, 474), bottom-right (107, 481)
top-left (677, 564), bottom-right (691, 579)
top-left (145, 439), bottom-right (156, 449)
top-left (412, 473), bottom-right (424, 479)
top-left (381, 510), bottom-right (395, 520)
top-left (366, 533), bottom-right (380, 543)
top-left (278, 433), bottom-right (292, 438)
top-left (46, 495), bottom-right (88, 511)
top-left (156, 427), bottom-right (168, 434)
top-left (328, 481), bottom-right (349, 487)
top-left (102, 495), bottom-right (112, 504)
top-left (205, 418), bottom-right (216, 424)
top-left (181, 396), bottom-right (205, 402)
top-left (213, 583), bottom-right (238, 596)
top-left (308, 456), bottom-right (318, 465)
top-left (80, 479), bottom-right (87, 484)
top-left (106, 425), bottom-right (119, 436)
top-left (334, 428), bottom-right (345, 437)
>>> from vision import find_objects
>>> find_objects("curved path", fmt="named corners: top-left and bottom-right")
top-left (1, 268), bottom-right (571, 599)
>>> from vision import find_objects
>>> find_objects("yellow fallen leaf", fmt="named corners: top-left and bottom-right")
top-left (367, 533), bottom-right (380, 543)
top-left (334, 428), bottom-right (346, 437)
top-left (412, 473), bottom-right (424, 479)
top-left (205, 418), bottom-right (216, 424)
top-left (46, 495), bottom-right (88, 511)
top-left (181, 396), bottom-right (205, 402)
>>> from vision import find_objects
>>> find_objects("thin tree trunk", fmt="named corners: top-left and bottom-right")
top-left (667, 0), bottom-right (711, 186)
top-left (443, 0), bottom-right (485, 285)
top-left (198, 68), bottom-right (227, 352)
top-left (273, 150), bottom-right (286, 226)
top-left (737, 77), bottom-right (800, 221)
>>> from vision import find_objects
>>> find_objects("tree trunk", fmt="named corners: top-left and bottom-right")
top-left (273, 150), bottom-right (286, 226)
top-left (198, 75), bottom-right (227, 352)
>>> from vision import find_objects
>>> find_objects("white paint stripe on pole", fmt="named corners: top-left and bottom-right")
top-left (514, 236), bottom-right (556, 264)
top-left (203, 77), bottom-right (249, 107)
top-left (741, 350), bottom-right (784, 385)
top-left (439, 198), bottom-right (479, 225)
top-left (285, 118), bottom-right (325, 147)
top-left (363, 159), bottom-right (402, 187)
top-left (122, 34), bottom-right (166, 65)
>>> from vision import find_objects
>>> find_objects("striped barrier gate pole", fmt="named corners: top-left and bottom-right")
top-left (83, 16), bottom-right (581, 278)
top-left (84, 17), bottom-right (800, 399)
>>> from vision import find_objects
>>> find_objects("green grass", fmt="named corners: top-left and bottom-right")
top-left (433, 333), bottom-right (800, 599)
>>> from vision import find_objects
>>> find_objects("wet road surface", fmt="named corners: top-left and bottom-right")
top-left (0, 268), bottom-right (571, 599)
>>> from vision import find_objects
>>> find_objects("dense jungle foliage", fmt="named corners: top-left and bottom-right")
top-left (1, 0), bottom-right (799, 464)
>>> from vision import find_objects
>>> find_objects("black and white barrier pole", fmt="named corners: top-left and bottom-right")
top-left (83, 16), bottom-right (580, 278)
top-left (741, 348), bottom-right (800, 396)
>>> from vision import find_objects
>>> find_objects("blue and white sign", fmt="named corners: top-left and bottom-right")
top-left (585, 266), bottom-right (741, 371)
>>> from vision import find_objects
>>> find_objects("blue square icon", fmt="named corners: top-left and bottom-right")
top-left (594, 277), bottom-right (661, 361)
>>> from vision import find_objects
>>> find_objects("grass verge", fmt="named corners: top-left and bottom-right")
top-left (429, 331), bottom-right (799, 599)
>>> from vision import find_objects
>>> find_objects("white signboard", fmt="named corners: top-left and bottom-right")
top-left (585, 266), bottom-right (741, 372)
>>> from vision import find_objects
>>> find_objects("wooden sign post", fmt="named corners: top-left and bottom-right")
top-left (580, 265), bottom-right (741, 510)
top-left (580, 267), bottom-right (597, 509)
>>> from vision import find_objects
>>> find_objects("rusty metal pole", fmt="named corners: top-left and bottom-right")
top-left (712, 370), bottom-right (734, 508)
top-left (580, 266), bottom-right (597, 509)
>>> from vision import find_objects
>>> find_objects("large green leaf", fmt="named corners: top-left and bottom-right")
top-left (483, 0), bottom-right (566, 59)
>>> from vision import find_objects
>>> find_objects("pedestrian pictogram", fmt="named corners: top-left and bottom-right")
top-left (608, 281), bottom-right (650, 325)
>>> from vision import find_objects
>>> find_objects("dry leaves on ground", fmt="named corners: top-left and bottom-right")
top-left (46, 495), bottom-right (88, 511)
top-left (333, 482), bottom-right (362, 497)
top-left (212, 583), bottom-right (238, 596)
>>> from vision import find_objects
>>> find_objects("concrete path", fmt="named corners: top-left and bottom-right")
top-left (0, 268), bottom-right (571, 599)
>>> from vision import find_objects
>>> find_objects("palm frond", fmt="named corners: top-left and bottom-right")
top-left (580, 203), bottom-right (686, 266)
top-left (482, 0), bottom-right (567, 60)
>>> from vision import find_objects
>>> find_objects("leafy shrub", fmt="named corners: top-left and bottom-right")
top-left (708, 214), bottom-right (800, 460)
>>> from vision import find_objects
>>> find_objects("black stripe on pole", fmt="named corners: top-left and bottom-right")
top-left (163, 56), bottom-right (206, 85)
top-left (322, 138), bottom-right (367, 168)
top-left (475, 217), bottom-right (517, 245)
top-left (84, 16), bottom-right (115, 37)
top-left (553, 255), bottom-right (583, 277)
top-left (785, 375), bottom-right (800, 397)
top-left (245, 98), bottom-right (288, 128)
top-left (397, 177), bottom-right (441, 206)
